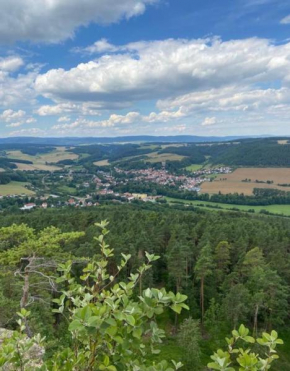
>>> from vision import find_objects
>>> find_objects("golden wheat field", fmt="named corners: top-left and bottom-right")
top-left (201, 168), bottom-right (290, 195)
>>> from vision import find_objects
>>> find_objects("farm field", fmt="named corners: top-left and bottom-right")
top-left (6, 147), bottom-right (78, 171)
top-left (39, 147), bottom-right (78, 163)
top-left (201, 168), bottom-right (290, 195)
top-left (94, 159), bottom-right (110, 166)
top-left (0, 181), bottom-right (35, 196)
top-left (145, 152), bottom-right (186, 163)
top-left (165, 197), bottom-right (290, 216)
top-left (14, 162), bottom-right (61, 171)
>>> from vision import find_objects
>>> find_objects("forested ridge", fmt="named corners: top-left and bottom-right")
top-left (0, 205), bottom-right (289, 369)
top-left (158, 139), bottom-right (290, 168)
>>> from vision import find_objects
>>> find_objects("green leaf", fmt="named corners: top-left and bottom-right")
top-left (69, 320), bottom-right (83, 332)
top-left (87, 316), bottom-right (101, 328)
top-left (170, 304), bottom-right (182, 314)
top-left (126, 315), bottom-right (136, 326)
top-left (106, 326), bottom-right (118, 337)
top-left (244, 336), bottom-right (255, 344)
top-left (133, 327), bottom-right (142, 339)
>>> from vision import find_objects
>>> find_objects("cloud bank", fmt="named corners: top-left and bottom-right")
top-left (0, 0), bottom-right (157, 43)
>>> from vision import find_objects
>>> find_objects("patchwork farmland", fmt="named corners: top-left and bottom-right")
top-left (7, 147), bottom-right (78, 171)
top-left (201, 168), bottom-right (290, 195)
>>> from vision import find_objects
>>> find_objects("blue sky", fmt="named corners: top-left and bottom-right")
top-left (0, 0), bottom-right (290, 137)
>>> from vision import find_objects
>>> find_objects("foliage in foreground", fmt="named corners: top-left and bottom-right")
top-left (208, 324), bottom-right (283, 371)
top-left (0, 221), bottom-right (189, 370)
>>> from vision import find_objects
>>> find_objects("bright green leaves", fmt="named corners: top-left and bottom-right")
top-left (145, 251), bottom-right (160, 263)
top-left (208, 324), bottom-right (283, 371)
top-left (237, 351), bottom-right (259, 370)
top-left (45, 221), bottom-right (189, 370)
top-left (257, 330), bottom-right (284, 349)
top-left (133, 327), bottom-right (143, 339)
top-left (99, 355), bottom-right (117, 371)
top-left (140, 288), bottom-right (189, 318)
top-left (169, 292), bottom-right (189, 314)
top-left (231, 324), bottom-right (255, 344)
top-left (125, 314), bottom-right (136, 326)
top-left (208, 349), bottom-right (234, 371)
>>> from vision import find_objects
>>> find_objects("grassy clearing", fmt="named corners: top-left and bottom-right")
top-left (94, 159), bottom-right (110, 166)
top-left (165, 197), bottom-right (290, 216)
top-left (0, 181), bottom-right (34, 196)
top-left (56, 186), bottom-right (77, 195)
top-left (201, 168), bottom-right (290, 195)
top-left (278, 140), bottom-right (289, 145)
top-left (185, 164), bottom-right (204, 171)
top-left (40, 148), bottom-right (78, 163)
top-left (205, 174), bottom-right (218, 180)
top-left (78, 153), bottom-right (90, 160)
top-left (145, 152), bottom-right (186, 163)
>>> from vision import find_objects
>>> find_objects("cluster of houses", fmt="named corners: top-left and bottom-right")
top-left (20, 197), bottom-right (101, 211)
top-left (121, 193), bottom-right (163, 202)
top-left (19, 192), bottom-right (162, 211)
top-left (8, 165), bottom-right (233, 211)
top-left (191, 167), bottom-right (232, 176)
top-left (112, 166), bottom-right (232, 192)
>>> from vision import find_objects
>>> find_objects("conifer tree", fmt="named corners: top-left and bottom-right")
top-left (194, 243), bottom-right (214, 323)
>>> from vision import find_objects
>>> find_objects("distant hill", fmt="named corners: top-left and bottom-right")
top-left (0, 135), bottom-right (262, 145)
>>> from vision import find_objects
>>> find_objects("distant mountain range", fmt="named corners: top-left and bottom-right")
top-left (0, 135), bottom-right (268, 145)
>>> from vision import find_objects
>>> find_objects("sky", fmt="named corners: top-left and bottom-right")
top-left (0, 0), bottom-right (290, 137)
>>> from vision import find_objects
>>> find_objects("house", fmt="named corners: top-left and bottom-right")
top-left (20, 203), bottom-right (36, 210)
top-left (41, 203), bottom-right (48, 209)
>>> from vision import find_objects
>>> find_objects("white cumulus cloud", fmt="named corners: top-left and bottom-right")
top-left (0, 56), bottom-right (24, 72)
top-left (1, 109), bottom-right (36, 128)
top-left (0, 0), bottom-right (158, 43)
top-left (58, 116), bottom-right (71, 122)
top-left (0, 58), bottom-right (39, 107)
top-left (35, 37), bottom-right (290, 110)
top-left (202, 117), bottom-right (217, 126)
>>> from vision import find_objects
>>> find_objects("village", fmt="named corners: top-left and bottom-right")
top-left (101, 166), bottom-right (232, 193)
top-left (0, 165), bottom-right (232, 211)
